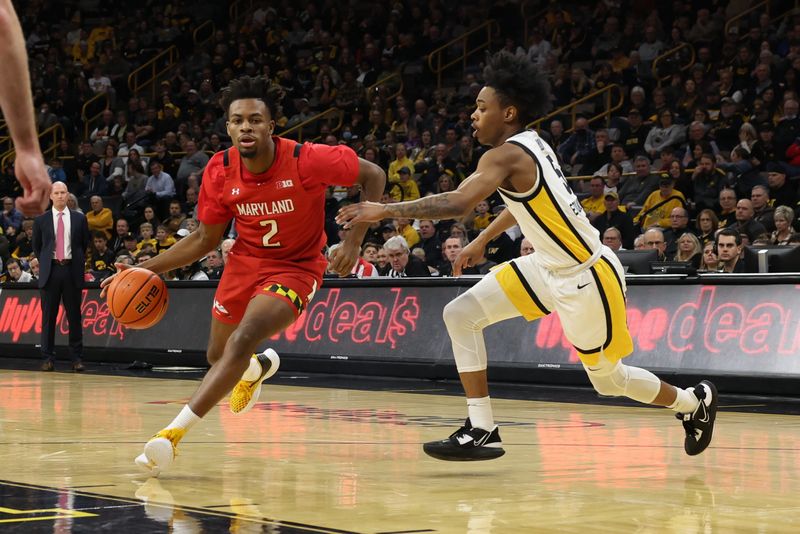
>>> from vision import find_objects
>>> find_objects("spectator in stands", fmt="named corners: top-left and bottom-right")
top-left (580, 129), bottom-right (612, 175)
top-left (698, 241), bottom-right (718, 272)
top-left (80, 161), bottom-right (107, 198)
top-left (388, 143), bottom-right (415, 184)
top-left (773, 99), bottom-right (800, 158)
top-left (12, 219), bottom-right (33, 259)
top-left (643, 227), bottom-right (667, 261)
top-left (88, 232), bottom-right (115, 281)
top-left (581, 176), bottom-right (607, 222)
top-left (717, 187), bottom-right (738, 228)
top-left (204, 248), bottom-right (224, 279)
top-left (557, 116), bottom-right (595, 172)
top-left (673, 232), bottom-right (702, 268)
top-left (6, 258), bottom-right (31, 283)
top-left (618, 108), bottom-right (651, 157)
top-left (715, 227), bottom-right (747, 273)
top-left (393, 218), bottom-right (419, 248)
top-left (545, 120), bottom-right (567, 152)
top-left (602, 227), bottom-right (624, 251)
top-left (595, 145), bottom-right (632, 176)
top-left (383, 235), bottom-right (430, 278)
top-left (110, 218), bottom-right (129, 253)
top-left (121, 233), bottom-right (138, 257)
top-left (415, 219), bottom-right (443, 268)
top-left (766, 164), bottom-right (797, 209)
top-left (593, 191), bottom-right (635, 249)
top-left (220, 238), bottom-right (235, 265)
top-left (771, 205), bottom-right (796, 245)
top-left (519, 238), bottom-right (535, 256)
top-left (618, 155), bottom-right (659, 208)
top-left (690, 153), bottom-right (724, 213)
top-left (0, 197), bottom-right (22, 231)
top-left (75, 141), bottom-right (99, 182)
top-left (178, 260), bottom-right (209, 281)
top-left (176, 140), bottom-right (209, 195)
top-left (87, 196), bottom-right (113, 240)
top-left (733, 199), bottom-right (768, 243)
top-left (751, 185), bottom-right (776, 233)
top-left (636, 174), bottom-right (686, 232)
top-left (644, 110), bottom-right (686, 158)
top-left (66, 194), bottom-right (82, 214)
top-left (694, 209), bottom-right (719, 248)
top-left (155, 225), bottom-right (176, 254)
top-left (163, 200), bottom-right (187, 234)
top-left (28, 257), bottom-right (38, 281)
top-left (390, 166), bottom-right (420, 202)
top-left (438, 236), bottom-right (464, 277)
top-left (145, 160), bottom-right (176, 215)
top-left (662, 206), bottom-right (692, 257)
top-left (601, 162), bottom-right (623, 194)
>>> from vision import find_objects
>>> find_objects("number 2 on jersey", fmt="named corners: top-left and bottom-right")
top-left (260, 219), bottom-right (281, 247)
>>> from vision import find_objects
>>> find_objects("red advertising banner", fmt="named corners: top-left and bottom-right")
top-left (0, 279), bottom-right (798, 376)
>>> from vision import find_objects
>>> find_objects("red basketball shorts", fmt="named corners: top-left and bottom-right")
top-left (211, 251), bottom-right (325, 324)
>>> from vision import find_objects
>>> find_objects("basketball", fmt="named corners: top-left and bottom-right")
top-left (106, 267), bottom-right (169, 329)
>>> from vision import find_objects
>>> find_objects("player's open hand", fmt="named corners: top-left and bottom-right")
top-left (327, 242), bottom-right (358, 277)
top-left (13, 150), bottom-right (51, 216)
top-left (453, 240), bottom-right (486, 276)
top-left (335, 201), bottom-right (386, 229)
top-left (99, 263), bottom-right (133, 298)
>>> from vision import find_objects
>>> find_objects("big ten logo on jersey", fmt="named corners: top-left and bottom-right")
top-left (135, 285), bottom-right (161, 314)
top-left (276, 179), bottom-right (294, 189)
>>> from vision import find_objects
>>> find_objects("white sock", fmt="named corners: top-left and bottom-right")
top-left (240, 355), bottom-right (262, 382)
top-left (467, 396), bottom-right (494, 430)
top-left (668, 387), bottom-right (700, 414)
top-left (166, 405), bottom-right (201, 431)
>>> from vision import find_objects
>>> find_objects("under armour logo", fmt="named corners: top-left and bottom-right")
top-left (213, 300), bottom-right (230, 316)
top-left (231, 188), bottom-right (240, 195)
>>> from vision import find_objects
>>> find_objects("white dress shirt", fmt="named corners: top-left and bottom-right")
top-left (51, 207), bottom-right (72, 259)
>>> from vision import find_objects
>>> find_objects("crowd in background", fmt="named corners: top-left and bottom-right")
top-left (3, 0), bottom-right (800, 281)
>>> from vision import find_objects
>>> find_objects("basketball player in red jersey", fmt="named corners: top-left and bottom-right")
top-left (101, 76), bottom-right (386, 476)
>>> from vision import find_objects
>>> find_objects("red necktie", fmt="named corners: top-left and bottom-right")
top-left (56, 212), bottom-right (65, 261)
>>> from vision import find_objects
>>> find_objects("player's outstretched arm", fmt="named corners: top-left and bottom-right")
top-left (452, 209), bottom-right (516, 276)
top-left (100, 222), bottom-right (226, 296)
top-left (0, 0), bottom-right (51, 216)
top-left (336, 146), bottom-right (512, 227)
top-left (328, 158), bottom-right (386, 276)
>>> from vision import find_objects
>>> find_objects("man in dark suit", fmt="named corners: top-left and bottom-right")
top-left (32, 181), bottom-right (90, 371)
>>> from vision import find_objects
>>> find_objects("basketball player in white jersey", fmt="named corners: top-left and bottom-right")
top-left (337, 51), bottom-right (717, 461)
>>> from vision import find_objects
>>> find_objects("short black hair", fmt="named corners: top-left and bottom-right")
top-left (482, 51), bottom-right (551, 125)
top-left (716, 226), bottom-right (742, 246)
top-left (219, 76), bottom-right (280, 118)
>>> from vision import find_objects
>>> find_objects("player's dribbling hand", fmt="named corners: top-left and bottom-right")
top-left (335, 201), bottom-right (386, 229)
top-left (13, 150), bottom-right (52, 216)
top-left (327, 242), bottom-right (358, 277)
top-left (99, 263), bottom-right (134, 298)
top-left (453, 240), bottom-right (486, 276)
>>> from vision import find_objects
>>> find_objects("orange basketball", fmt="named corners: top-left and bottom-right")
top-left (106, 267), bottom-right (169, 329)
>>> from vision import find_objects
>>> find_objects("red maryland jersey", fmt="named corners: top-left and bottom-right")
top-left (198, 138), bottom-right (359, 263)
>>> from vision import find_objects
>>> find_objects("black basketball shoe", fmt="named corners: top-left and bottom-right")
top-left (677, 380), bottom-right (718, 456)
top-left (423, 418), bottom-right (505, 461)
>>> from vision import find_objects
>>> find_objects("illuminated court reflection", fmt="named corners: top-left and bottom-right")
top-left (1, 370), bottom-right (799, 533)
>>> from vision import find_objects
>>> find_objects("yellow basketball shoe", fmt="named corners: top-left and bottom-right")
top-left (134, 427), bottom-right (186, 477)
top-left (229, 349), bottom-right (280, 414)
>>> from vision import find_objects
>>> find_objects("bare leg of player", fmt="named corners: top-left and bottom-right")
top-left (135, 295), bottom-right (296, 477)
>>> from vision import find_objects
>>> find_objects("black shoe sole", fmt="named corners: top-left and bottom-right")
top-left (422, 442), bottom-right (506, 461)
top-left (685, 380), bottom-right (718, 456)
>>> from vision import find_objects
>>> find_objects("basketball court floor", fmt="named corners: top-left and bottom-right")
top-left (1, 359), bottom-right (800, 533)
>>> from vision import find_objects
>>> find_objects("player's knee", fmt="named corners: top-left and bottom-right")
top-left (442, 294), bottom-right (481, 332)
top-left (226, 327), bottom-right (261, 356)
top-left (584, 359), bottom-right (627, 397)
